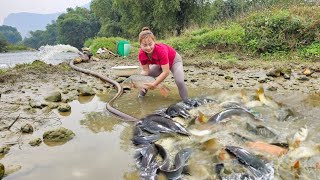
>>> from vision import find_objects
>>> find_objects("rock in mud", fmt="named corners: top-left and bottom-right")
top-left (45, 91), bottom-right (62, 102)
top-left (0, 163), bottom-right (4, 179)
top-left (29, 138), bottom-right (42, 146)
top-left (43, 127), bottom-right (75, 142)
top-left (0, 146), bottom-right (10, 156)
top-left (58, 103), bottom-right (71, 112)
top-left (21, 123), bottom-right (33, 133)
top-left (78, 85), bottom-right (95, 96)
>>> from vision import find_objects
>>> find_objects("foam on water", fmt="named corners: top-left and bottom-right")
top-left (0, 44), bottom-right (79, 68)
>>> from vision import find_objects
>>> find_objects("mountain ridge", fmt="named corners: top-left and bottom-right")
top-left (3, 2), bottom-right (91, 39)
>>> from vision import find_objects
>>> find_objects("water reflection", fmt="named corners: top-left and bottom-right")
top-left (80, 112), bottom-right (119, 133)
top-left (78, 95), bottom-right (95, 104)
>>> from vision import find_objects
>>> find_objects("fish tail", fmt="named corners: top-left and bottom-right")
top-left (196, 111), bottom-right (208, 123)
top-left (159, 85), bottom-right (170, 97)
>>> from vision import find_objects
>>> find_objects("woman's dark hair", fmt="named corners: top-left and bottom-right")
top-left (139, 27), bottom-right (155, 43)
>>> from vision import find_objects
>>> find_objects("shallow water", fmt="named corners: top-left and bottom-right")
top-left (0, 45), bottom-right (79, 68)
top-left (1, 87), bottom-right (320, 179)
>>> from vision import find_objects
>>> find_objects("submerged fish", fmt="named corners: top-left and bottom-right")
top-left (123, 74), bottom-right (170, 97)
top-left (138, 114), bottom-right (190, 136)
top-left (208, 107), bottom-right (262, 123)
top-left (132, 126), bottom-right (161, 145)
top-left (225, 146), bottom-right (273, 179)
top-left (160, 148), bottom-right (193, 179)
top-left (165, 104), bottom-right (191, 119)
top-left (246, 123), bottom-right (277, 138)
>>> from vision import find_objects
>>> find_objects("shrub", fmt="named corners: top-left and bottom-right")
top-left (299, 42), bottom-right (320, 58)
top-left (241, 8), bottom-right (319, 54)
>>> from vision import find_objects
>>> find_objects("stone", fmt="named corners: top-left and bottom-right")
top-left (43, 127), bottom-right (75, 142)
top-left (21, 124), bottom-right (33, 133)
top-left (58, 103), bottom-right (71, 112)
top-left (0, 163), bottom-right (4, 179)
top-left (29, 138), bottom-right (42, 146)
top-left (78, 85), bottom-right (95, 96)
top-left (45, 91), bottom-right (62, 102)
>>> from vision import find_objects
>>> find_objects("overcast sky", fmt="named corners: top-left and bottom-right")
top-left (0, 0), bottom-right (92, 25)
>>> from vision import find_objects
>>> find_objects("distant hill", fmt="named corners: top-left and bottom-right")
top-left (3, 12), bottom-right (61, 38)
top-left (3, 2), bottom-right (91, 39)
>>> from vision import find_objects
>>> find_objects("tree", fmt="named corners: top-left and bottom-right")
top-left (57, 7), bottom-right (100, 49)
top-left (0, 25), bottom-right (22, 44)
top-left (91, 0), bottom-right (123, 37)
top-left (0, 34), bottom-right (9, 52)
top-left (23, 21), bottom-right (58, 49)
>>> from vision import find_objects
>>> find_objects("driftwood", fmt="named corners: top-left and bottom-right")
top-left (0, 114), bottom-right (20, 131)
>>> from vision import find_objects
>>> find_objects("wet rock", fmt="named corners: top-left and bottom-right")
top-left (78, 85), bottom-right (95, 96)
top-left (21, 124), bottom-right (33, 133)
top-left (297, 76), bottom-right (309, 81)
top-left (258, 77), bottom-right (267, 83)
top-left (58, 103), bottom-right (71, 112)
top-left (29, 138), bottom-right (42, 146)
top-left (225, 76), bottom-right (233, 81)
top-left (302, 68), bottom-right (312, 76)
top-left (29, 100), bottom-right (47, 109)
top-left (45, 91), bottom-right (62, 102)
top-left (4, 164), bottom-right (21, 176)
top-left (0, 163), bottom-right (4, 179)
top-left (283, 74), bottom-right (291, 79)
top-left (0, 146), bottom-right (10, 155)
top-left (43, 127), bottom-right (75, 143)
top-left (266, 68), bottom-right (281, 77)
top-left (267, 86), bottom-right (277, 91)
top-left (115, 77), bottom-right (126, 83)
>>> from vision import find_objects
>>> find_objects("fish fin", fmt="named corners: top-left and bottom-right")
top-left (159, 86), bottom-right (170, 97)
top-left (293, 160), bottom-right (300, 169)
top-left (255, 86), bottom-right (264, 97)
top-left (196, 111), bottom-right (208, 124)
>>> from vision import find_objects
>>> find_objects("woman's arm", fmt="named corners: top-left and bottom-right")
top-left (140, 64), bottom-right (149, 75)
top-left (144, 64), bottom-right (169, 90)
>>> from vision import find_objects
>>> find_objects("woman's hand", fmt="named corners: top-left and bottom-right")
top-left (143, 83), bottom-right (157, 90)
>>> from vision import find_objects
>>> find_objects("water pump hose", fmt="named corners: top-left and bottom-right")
top-left (69, 59), bottom-right (139, 122)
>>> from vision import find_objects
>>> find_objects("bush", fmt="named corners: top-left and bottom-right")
top-left (83, 38), bottom-right (94, 48)
top-left (7, 44), bottom-right (30, 51)
top-left (164, 24), bottom-right (245, 53)
top-left (242, 7), bottom-right (320, 54)
top-left (299, 42), bottom-right (320, 58)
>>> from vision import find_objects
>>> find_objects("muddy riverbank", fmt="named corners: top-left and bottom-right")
top-left (0, 55), bottom-right (319, 179)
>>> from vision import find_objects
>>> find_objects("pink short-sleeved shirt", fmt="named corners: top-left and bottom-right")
top-left (138, 43), bottom-right (176, 68)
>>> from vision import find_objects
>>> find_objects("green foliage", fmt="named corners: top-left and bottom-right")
top-left (91, 0), bottom-right (123, 37)
top-left (6, 44), bottom-right (30, 51)
top-left (164, 24), bottom-right (245, 53)
top-left (242, 7), bottom-right (320, 54)
top-left (23, 22), bottom-right (58, 49)
top-left (0, 25), bottom-right (22, 44)
top-left (88, 37), bottom-right (124, 55)
top-left (57, 7), bottom-right (100, 49)
top-left (0, 34), bottom-right (8, 52)
top-left (83, 38), bottom-right (94, 48)
top-left (299, 42), bottom-right (320, 58)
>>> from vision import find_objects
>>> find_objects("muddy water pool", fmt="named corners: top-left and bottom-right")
top-left (2, 87), bottom-right (320, 179)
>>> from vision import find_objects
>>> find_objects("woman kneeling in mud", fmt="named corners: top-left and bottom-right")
top-left (137, 27), bottom-right (188, 100)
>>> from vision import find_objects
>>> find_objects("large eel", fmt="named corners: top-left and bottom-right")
top-left (69, 59), bottom-right (139, 122)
